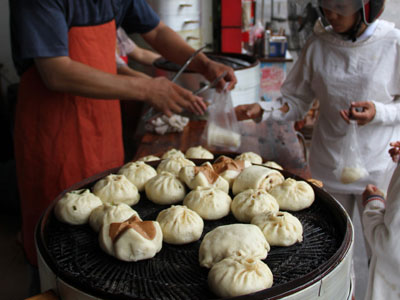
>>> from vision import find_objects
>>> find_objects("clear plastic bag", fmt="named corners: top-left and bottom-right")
top-left (334, 120), bottom-right (369, 184)
top-left (202, 89), bottom-right (241, 151)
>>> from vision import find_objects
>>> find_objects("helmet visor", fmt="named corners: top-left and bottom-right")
top-left (319, 0), bottom-right (369, 16)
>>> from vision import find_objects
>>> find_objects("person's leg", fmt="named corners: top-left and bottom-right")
top-left (330, 192), bottom-right (355, 218)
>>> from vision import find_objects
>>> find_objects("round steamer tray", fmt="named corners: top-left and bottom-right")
top-left (37, 159), bottom-right (352, 300)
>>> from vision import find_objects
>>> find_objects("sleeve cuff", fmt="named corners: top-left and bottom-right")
top-left (370, 101), bottom-right (385, 124)
top-left (362, 195), bottom-right (385, 208)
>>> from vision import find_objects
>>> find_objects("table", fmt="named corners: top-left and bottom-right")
top-left (132, 119), bottom-right (310, 179)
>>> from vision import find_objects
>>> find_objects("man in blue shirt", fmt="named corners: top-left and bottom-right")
top-left (9, 1), bottom-right (236, 295)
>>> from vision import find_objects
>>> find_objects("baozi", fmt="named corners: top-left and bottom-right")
top-left (179, 162), bottom-right (229, 193)
top-left (102, 216), bottom-right (163, 261)
top-left (118, 161), bottom-right (157, 191)
top-left (199, 224), bottom-right (270, 268)
top-left (156, 205), bottom-right (203, 244)
top-left (137, 155), bottom-right (160, 162)
top-left (232, 165), bottom-right (285, 195)
top-left (269, 178), bottom-right (315, 211)
top-left (93, 174), bottom-right (140, 206)
top-left (208, 255), bottom-right (273, 298)
top-left (212, 156), bottom-right (249, 188)
top-left (99, 206), bottom-right (142, 256)
top-left (251, 211), bottom-right (303, 246)
top-left (156, 156), bottom-right (195, 176)
top-left (145, 171), bottom-right (186, 205)
top-left (161, 148), bottom-right (185, 159)
top-left (231, 189), bottom-right (279, 223)
top-left (185, 145), bottom-right (214, 159)
top-left (89, 203), bottom-right (140, 232)
top-left (263, 161), bottom-right (283, 170)
top-left (235, 151), bottom-right (263, 164)
top-left (183, 186), bottom-right (232, 220)
top-left (55, 189), bottom-right (102, 225)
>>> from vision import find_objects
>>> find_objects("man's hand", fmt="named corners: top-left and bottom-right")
top-left (340, 101), bottom-right (376, 125)
top-left (145, 77), bottom-right (207, 117)
top-left (202, 60), bottom-right (237, 92)
top-left (235, 103), bottom-right (263, 121)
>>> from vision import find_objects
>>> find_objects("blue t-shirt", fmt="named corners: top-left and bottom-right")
top-left (9, 0), bottom-right (160, 75)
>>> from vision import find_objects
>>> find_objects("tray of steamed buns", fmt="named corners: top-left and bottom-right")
top-left (38, 146), bottom-right (349, 300)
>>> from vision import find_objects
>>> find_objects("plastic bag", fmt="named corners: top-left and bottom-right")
top-left (202, 89), bottom-right (241, 151)
top-left (334, 120), bottom-right (369, 184)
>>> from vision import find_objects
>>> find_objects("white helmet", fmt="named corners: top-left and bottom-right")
top-left (318, 0), bottom-right (385, 25)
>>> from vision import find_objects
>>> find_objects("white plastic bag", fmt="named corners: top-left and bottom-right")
top-left (203, 89), bottom-right (241, 151)
top-left (334, 120), bottom-right (369, 184)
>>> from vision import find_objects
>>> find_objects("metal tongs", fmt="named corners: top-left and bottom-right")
top-left (171, 45), bottom-right (207, 83)
top-left (193, 70), bottom-right (227, 95)
top-left (142, 45), bottom-right (207, 122)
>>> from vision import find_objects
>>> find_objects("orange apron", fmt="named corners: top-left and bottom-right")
top-left (14, 20), bottom-right (124, 266)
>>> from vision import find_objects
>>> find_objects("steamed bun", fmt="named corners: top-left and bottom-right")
top-left (101, 216), bottom-right (163, 261)
top-left (212, 156), bottom-right (250, 188)
top-left (235, 152), bottom-right (263, 164)
top-left (269, 178), bottom-right (315, 211)
top-left (231, 189), bottom-right (279, 223)
top-left (263, 161), bottom-right (283, 170)
top-left (199, 224), bottom-right (270, 268)
top-left (89, 203), bottom-right (140, 232)
top-left (137, 155), bottom-right (160, 162)
top-left (118, 161), bottom-right (157, 191)
top-left (251, 211), bottom-right (303, 246)
top-left (93, 174), bottom-right (140, 206)
top-left (185, 145), bottom-right (214, 159)
top-left (183, 186), bottom-right (232, 220)
top-left (161, 148), bottom-right (185, 159)
top-left (98, 206), bottom-right (142, 256)
top-left (232, 165), bottom-right (285, 195)
top-left (208, 255), bottom-right (273, 298)
top-left (145, 171), bottom-right (186, 205)
top-left (55, 189), bottom-right (102, 225)
top-left (156, 205), bottom-right (203, 244)
top-left (156, 156), bottom-right (195, 176)
top-left (179, 162), bottom-right (229, 193)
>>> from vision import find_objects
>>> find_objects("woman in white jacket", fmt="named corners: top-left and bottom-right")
top-left (236, 0), bottom-right (399, 222)
top-left (235, 1), bottom-right (399, 296)
top-left (361, 141), bottom-right (400, 300)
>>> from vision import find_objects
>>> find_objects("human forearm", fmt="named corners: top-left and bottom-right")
top-left (117, 65), bottom-right (151, 79)
top-left (142, 21), bottom-right (237, 90)
top-left (128, 48), bottom-right (161, 66)
top-left (35, 56), bottom-right (149, 101)
top-left (362, 198), bottom-right (388, 254)
top-left (34, 56), bottom-right (206, 117)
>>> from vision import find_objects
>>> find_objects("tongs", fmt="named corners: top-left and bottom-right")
top-left (142, 45), bottom-right (207, 122)
top-left (193, 70), bottom-right (227, 95)
top-left (171, 45), bottom-right (207, 83)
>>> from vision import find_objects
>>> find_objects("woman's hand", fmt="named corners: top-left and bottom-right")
top-left (340, 101), bottom-right (376, 125)
top-left (146, 77), bottom-right (207, 117)
top-left (234, 103), bottom-right (263, 121)
top-left (362, 184), bottom-right (385, 207)
top-left (389, 141), bottom-right (400, 162)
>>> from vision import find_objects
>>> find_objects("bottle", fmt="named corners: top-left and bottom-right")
top-left (264, 29), bottom-right (271, 57)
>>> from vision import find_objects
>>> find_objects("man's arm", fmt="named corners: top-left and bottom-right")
top-left (142, 21), bottom-right (237, 90)
top-left (34, 56), bottom-right (205, 116)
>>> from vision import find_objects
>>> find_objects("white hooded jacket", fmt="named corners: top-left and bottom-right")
top-left (264, 19), bottom-right (400, 194)
top-left (362, 163), bottom-right (400, 300)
